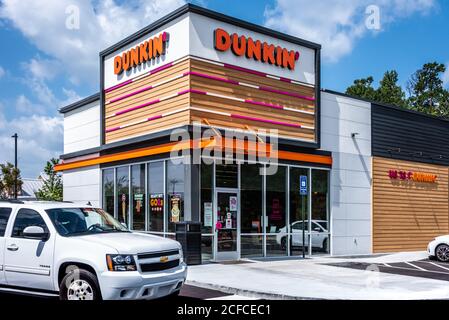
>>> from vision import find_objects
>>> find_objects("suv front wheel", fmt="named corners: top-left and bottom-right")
top-left (59, 268), bottom-right (101, 300)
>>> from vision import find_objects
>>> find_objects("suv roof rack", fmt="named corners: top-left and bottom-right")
top-left (0, 199), bottom-right (24, 204)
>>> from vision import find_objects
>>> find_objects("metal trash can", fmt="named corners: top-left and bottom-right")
top-left (175, 221), bottom-right (202, 265)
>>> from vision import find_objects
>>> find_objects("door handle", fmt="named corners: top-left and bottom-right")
top-left (7, 244), bottom-right (19, 251)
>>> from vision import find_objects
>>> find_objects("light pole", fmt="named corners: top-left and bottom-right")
top-left (11, 133), bottom-right (18, 199)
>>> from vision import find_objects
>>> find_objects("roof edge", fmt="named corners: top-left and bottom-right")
top-left (322, 89), bottom-right (449, 123)
top-left (59, 92), bottom-right (100, 114)
top-left (99, 3), bottom-right (321, 58)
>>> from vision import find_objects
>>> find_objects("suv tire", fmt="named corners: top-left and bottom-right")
top-left (59, 268), bottom-right (101, 300)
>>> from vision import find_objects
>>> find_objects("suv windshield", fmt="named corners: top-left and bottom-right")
top-left (45, 207), bottom-right (129, 236)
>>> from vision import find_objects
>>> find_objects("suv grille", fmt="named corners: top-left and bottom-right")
top-left (140, 259), bottom-right (180, 272)
top-left (138, 249), bottom-right (180, 273)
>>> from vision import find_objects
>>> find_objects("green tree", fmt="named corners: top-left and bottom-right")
top-left (0, 162), bottom-right (23, 199)
top-left (36, 158), bottom-right (63, 201)
top-left (407, 62), bottom-right (449, 117)
top-left (345, 76), bottom-right (377, 101)
top-left (376, 70), bottom-right (407, 108)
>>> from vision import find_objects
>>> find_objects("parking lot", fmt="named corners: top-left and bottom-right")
top-left (326, 259), bottom-right (449, 282)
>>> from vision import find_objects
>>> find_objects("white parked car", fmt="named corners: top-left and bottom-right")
top-left (428, 236), bottom-right (449, 262)
top-left (276, 220), bottom-right (329, 251)
top-left (0, 200), bottom-right (187, 300)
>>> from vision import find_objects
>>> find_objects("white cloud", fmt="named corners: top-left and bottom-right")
top-left (264, 0), bottom-right (437, 62)
top-left (21, 57), bottom-right (61, 81)
top-left (0, 112), bottom-right (63, 178)
top-left (0, 0), bottom-right (186, 87)
top-left (0, 66), bottom-right (5, 78)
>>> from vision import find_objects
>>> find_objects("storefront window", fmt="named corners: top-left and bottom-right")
top-left (311, 170), bottom-right (330, 255)
top-left (289, 167), bottom-right (309, 256)
top-left (241, 163), bottom-right (263, 258)
top-left (102, 169), bottom-right (115, 216)
top-left (131, 164), bottom-right (145, 231)
top-left (148, 161), bottom-right (164, 232)
top-left (116, 166), bottom-right (129, 226)
top-left (200, 163), bottom-right (214, 261)
top-left (216, 163), bottom-right (238, 188)
top-left (167, 161), bottom-right (185, 232)
top-left (265, 166), bottom-right (287, 256)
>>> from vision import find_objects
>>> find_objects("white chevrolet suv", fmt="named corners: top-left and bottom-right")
top-left (0, 200), bottom-right (187, 300)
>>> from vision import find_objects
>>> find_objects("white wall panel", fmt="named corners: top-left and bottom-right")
top-left (321, 91), bottom-right (372, 256)
top-left (64, 101), bottom-right (100, 154)
top-left (63, 166), bottom-right (101, 207)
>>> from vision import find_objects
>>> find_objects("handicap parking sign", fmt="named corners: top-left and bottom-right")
top-left (300, 175), bottom-right (307, 195)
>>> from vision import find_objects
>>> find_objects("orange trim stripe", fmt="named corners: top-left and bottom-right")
top-left (55, 138), bottom-right (331, 171)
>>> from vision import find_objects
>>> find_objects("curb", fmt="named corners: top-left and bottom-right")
top-left (185, 280), bottom-right (320, 300)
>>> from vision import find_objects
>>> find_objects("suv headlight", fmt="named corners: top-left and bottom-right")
top-left (179, 246), bottom-right (184, 264)
top-left (106, 254), bottom-right (137, 271)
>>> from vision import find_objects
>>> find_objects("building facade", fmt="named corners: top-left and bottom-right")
top-left (56, 4), bottom-right (449, 261)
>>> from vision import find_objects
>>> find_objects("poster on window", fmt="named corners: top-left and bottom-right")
top-left (134, 193), bottom-right (143, 214)
top-left (170, 195), bottom-right (181, 223)
top-left (229, 196), bottom-right (237, 211)
top-left (121, 194), bottom-right (127, 223)
top-left (204, 202), bottom-right (213, 227)
top-left (150, 194), bottom-right (164, 213)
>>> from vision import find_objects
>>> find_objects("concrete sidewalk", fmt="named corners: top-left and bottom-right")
top-left (186, 252), bottom-right (449, 300)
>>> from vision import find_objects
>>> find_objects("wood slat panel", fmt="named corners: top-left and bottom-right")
top-left (191, 59), bottom-right (315, 97)
top-left (373, 156), bottom-right (449, 253)
top-left (191, 77), bottom-right (314, 111)
top-left (105, 110), bottom-right (190, 144)
top-left (105, 61), bottom-right (190, 142)
top-left (190, 95), bottom-right (315, 126)
top-left (105, 60), bottom-right (190, 100)
top-left (190, 109), bottom-right (315, 141)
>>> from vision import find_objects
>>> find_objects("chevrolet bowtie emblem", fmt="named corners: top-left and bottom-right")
top-left (160, 256), bottom-right (169, 263)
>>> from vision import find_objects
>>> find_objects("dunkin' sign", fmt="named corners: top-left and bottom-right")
top-left (113, 32), bottom-right (169, 75)
top-left (214, 28), bottom-right (300, 70)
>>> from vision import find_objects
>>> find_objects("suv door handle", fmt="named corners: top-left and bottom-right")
top-left (7, 244), bottom-right (19, 251)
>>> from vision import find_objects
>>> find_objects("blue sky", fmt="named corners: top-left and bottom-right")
top-left (0, 0), bottom-right (448, 178)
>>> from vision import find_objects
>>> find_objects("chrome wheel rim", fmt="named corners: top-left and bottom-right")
top-left (67, 280), bottom-right (94, 300)
top-left (436, 245), bottom-right (449, 262)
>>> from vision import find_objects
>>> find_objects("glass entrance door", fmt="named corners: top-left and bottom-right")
top-left (214, 190), bottom-right (239, 261)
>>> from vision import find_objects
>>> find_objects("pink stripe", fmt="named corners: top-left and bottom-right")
top-left (259, 86), bottom-right (315, 101)
top-left (105, 80), bottom-right (133, 93)
top-left (231, 114), bottom-right (302, 128)
top-left (104, 62), bottom-right (174, 93)
top-left (224, 63), bottom-right (267, 77)
top-left (149, 62), bottom-right (173, 75)
top-left (110, 85), bottom-right (153, 103)
top-left (179, 89), bottom-right (206, 95)
top-left (115, 99), bottom-right (160, 116)
top-left (244, 99), bottom-right (283, 110)
top-left (187, 71), bottom-right (239, 85)
top-left (147, 115), bottom-right (163, 121)
top-left (280, 77), bottom-right (292, 83)
top-left (105, 126), bottom-right (121, 133)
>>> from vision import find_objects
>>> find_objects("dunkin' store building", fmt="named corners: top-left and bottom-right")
top-left (56, 4), bottom-right (449, 260)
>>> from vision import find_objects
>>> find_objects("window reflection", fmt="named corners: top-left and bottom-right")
top-left (102, 169), bottom-right (114, 217)
top-left (167, 161), bottom-right (185, 232)
top-left (311, 170), bottom-right (330, 255)
top-left (116, 166), bottom-right (129, 225)
top-left (131, 164), bottom-right (145, 231)
top-left (148, 161), bottom-right (164, 232)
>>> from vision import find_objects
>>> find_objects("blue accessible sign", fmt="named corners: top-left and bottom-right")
top-left (300, 175), bottom-right (307, 195)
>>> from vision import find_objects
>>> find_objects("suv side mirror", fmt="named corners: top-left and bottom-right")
top-left (313, 227), bottom-right (322, 233)
top-left (23, 226), bottom-right (49, 241)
